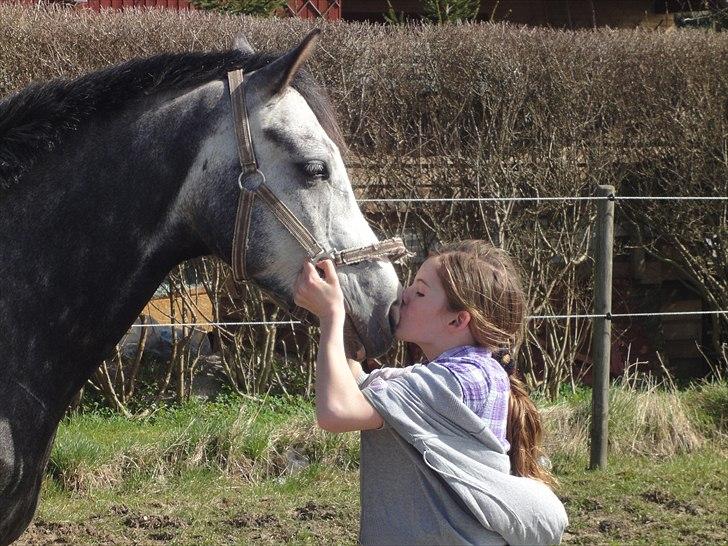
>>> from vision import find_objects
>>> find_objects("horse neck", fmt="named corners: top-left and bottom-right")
top-left (0, 87), bottom-right (217, 421)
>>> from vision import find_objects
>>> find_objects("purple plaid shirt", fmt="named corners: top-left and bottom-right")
top-left (431, 345), bottom-right (511, 452)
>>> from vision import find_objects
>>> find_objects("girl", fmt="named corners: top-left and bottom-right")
top-left (293, 240), bottom-right (567, 545)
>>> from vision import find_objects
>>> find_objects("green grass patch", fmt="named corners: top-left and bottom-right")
top-left (557, 449), bottom-right (728, 545)
top-left (49, 395), bottom-right (359, 492)
top-left (682, 380), bottom-right (728, 438)
top-left (27, 465), bottom-right (360, 545)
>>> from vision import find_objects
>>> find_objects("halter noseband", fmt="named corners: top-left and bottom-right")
top-left (227, 69), bottom-right (412, 282)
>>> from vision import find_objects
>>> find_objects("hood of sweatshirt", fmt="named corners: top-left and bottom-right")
top-left (360, 362), bottom-right (569, 546)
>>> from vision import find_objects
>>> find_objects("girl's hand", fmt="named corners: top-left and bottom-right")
top-left (293, 260), bottom-right (345, 323)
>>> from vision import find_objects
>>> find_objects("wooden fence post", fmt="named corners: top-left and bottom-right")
top-left (590, 185), bottom-right (615, 470)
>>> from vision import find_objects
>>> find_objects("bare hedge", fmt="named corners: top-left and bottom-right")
top-left (2, 5), bottom-right (727, 406)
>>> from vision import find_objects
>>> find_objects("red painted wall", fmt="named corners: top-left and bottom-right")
top-left (281, 0), bottom-right (341, 20)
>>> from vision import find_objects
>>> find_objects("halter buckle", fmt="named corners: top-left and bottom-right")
top-left (310, 249), bottom-right (336, 264)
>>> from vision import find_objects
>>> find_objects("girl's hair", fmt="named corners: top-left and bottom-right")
top-left (431, 240), bottom-right (557, 488)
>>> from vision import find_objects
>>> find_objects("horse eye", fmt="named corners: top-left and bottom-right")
top-left (302, 161), bottom-right (328, 180)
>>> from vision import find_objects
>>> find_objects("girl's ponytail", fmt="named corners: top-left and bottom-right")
top-left (507, 370), bottom-right (557, 487)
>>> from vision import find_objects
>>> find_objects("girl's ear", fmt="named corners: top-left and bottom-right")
top-left (449, 310), bottom-right (471, 331)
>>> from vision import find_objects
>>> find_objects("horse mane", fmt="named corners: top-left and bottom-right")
top-left (0, 49), bottom-right (346, 192)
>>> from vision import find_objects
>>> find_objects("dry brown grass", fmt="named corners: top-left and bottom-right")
top-left (542, 372), bottom-right (706, 461)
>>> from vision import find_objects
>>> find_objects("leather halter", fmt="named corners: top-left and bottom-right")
top-left (227, 69), bottom-right (412, 283)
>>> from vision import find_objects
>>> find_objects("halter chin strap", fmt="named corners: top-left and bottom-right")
top-left (227, 69), bottom-right (412, 283)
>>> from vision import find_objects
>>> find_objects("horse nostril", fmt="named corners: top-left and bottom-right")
top-left (388, 301), bottom-right (400, 333)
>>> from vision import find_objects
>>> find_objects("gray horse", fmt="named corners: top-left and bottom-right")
top-left (0, 32), bottom-right (401, 544)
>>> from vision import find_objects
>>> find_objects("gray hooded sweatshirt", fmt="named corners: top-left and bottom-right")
top-left (356, 362), bottom-right (568, 546)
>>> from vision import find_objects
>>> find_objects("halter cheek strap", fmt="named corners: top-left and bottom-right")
top-left (228, 69), bottom-right (257, 281)
top-left (227, 69), bottom-right (412, 283)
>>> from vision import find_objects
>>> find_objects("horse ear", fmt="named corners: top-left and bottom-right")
top-left (250, 29), bottom-right (321, 98)
top-left (232, 32), bottom-right (255, 55)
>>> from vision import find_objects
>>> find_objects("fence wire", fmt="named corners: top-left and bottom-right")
top-left (359, 195), bottom-right (728, 203)
top-left (130, 309), bottom-right (728, 329)
top-left (133, 192), bottom-right (727, 329)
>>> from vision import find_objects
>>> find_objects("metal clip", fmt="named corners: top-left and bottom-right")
top-left (238, 168), bottom-right (266, 191)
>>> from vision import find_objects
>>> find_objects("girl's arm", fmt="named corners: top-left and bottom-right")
top-left (346, 358), bottom-right (365, 382)
top-left (294, 260), bottom-right (384, 433)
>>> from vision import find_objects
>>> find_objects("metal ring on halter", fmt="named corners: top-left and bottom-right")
top-left (237, 169), bottom-right (266, 191)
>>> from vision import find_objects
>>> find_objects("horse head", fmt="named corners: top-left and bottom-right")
top-left (185, 31), bottom-right (402, 358)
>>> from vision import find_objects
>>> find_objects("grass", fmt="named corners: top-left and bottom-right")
top-left (15, 380), bottom-right (728, 545)
top-left (682, 380), bottom-right (728, 438)
top-left (540, 375), bottom-right (709, 466)
top-left (23, 451), bottom-right (728, 545)
top-left (47, 395), bottom-right (359, 492)
top-left (29, 465), bottom-right (360, 545)
top-left (557, 449), bottom-right (728, 545)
